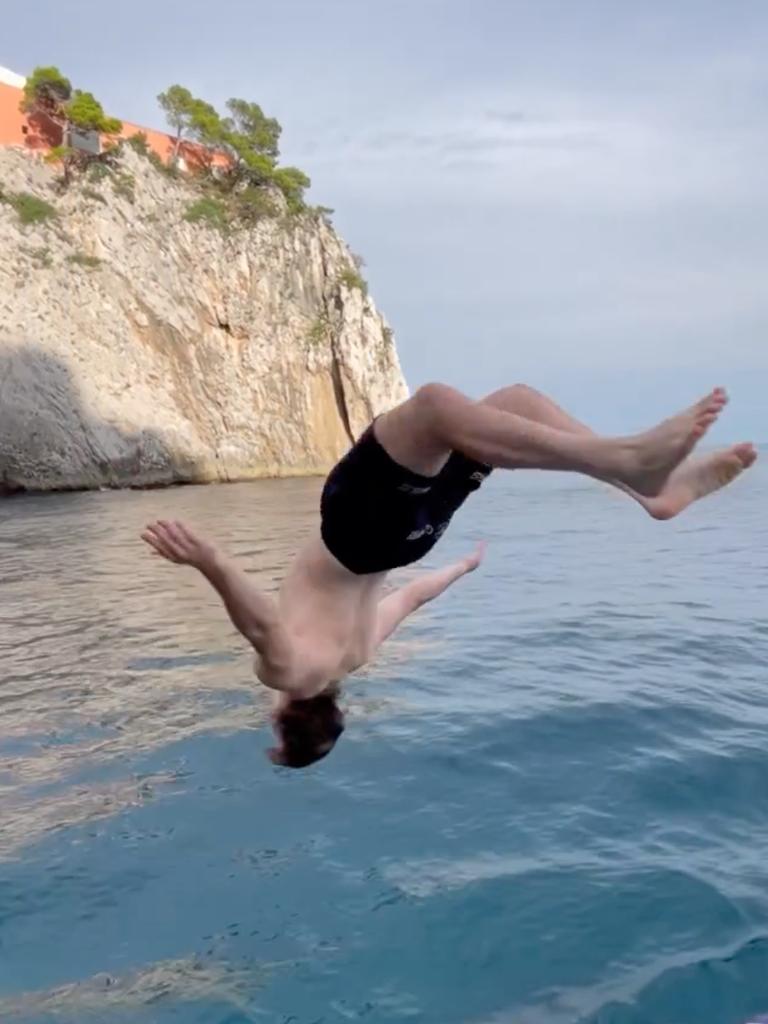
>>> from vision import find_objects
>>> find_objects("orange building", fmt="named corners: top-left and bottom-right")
top-left (0, 64), bottom-right (226, 171)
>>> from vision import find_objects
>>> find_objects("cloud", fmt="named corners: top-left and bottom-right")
top-left (298, 101), bottom-right (613, 165)
top-left (5, 0), bottom-right (767, 411)
top-left (484, 108), bottom-right (527, 124)
top-left (282, 44), bottom-right (768, 220)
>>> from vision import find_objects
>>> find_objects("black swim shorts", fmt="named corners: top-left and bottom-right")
top-left (320, 423), bottom-right (492, 575)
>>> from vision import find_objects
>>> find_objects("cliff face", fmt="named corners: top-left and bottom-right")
top-left (0, 146), bottom-right (408, 492)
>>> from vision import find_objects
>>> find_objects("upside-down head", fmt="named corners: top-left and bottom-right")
top-left (268, 691), bottom-right (345, 769)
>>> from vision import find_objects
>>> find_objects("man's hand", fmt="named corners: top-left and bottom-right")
top-left (141, 519), bottom-right (289, 673)
top-left (462, 540), bottom-right (486, 574)
top-left (141, 519), bottom-right (218, 570)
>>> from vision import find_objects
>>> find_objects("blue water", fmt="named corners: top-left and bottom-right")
top-left (2, 462), bottom-right (768, 1023)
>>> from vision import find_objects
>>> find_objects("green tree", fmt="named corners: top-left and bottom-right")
top-left (271, 166), bottom-right (311, 212)
top-left (157, 87), bottom-right (227, 170)
top-left (211, 99), bottom-right (282, 188)
top-left (188, 100), bottom-right (228, 168)
top-left (21, 66), bottom-right (122, 180)
top-left (66, 91), bottom-right (122, 135)
top-left (224, 99), bottom-right (281, 162)
top-left (21, 66), bottom-right (72, 118)
top-left (157, 85), bottom-right (197, 162)
top-left (153, 82), bottom-right (312, 212)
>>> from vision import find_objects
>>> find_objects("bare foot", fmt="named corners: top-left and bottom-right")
top-left (643, 443), bottom-right (757, 520)
top-left (618, 388), bottom-right (728, 496)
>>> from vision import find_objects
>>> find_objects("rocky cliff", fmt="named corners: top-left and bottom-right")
top-left (0, 146), bottom-right (408, 492)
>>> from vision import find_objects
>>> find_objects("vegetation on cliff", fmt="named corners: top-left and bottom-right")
top-left (21, 65), bottom-right (314, 217)
top-left (21, 66), bottom-right (123, 185)
top-left (6, 65), bottom-right (370, 299)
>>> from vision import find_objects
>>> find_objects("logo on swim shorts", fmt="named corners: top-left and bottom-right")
top-left (407, 521), bottom-right (448, 542)
top-left (470, 470), bottom-right (488, 483)
top-left (398, 483), bottom-right (432, 495)
top-left (407, 525), bottom-right (434, 541)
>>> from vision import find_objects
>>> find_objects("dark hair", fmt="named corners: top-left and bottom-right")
top-left (269, 692), bottom-right (345, 769)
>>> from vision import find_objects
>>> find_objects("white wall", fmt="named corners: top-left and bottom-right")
top-left (0, 66), bottom-right (26, 88)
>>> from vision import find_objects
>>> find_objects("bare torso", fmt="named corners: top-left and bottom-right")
top-left (260, 532), bottom-right (388, 694)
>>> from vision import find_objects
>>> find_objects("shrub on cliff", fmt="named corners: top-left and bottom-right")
top-left (0, 188), bottom-right (58, 226)
top-left (157, 83), bottom-right (311, 211)
top-left (339, 266), bottom-right (368, 297)
top-left (184, 197), bottom-right (229, 231)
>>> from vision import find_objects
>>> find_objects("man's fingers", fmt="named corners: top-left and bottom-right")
top-left (159, 519), bottom-right (191, 550)
top-left (141, 530), bottom-right (170, 555)
top-left (157, 519), bottom-right (181, 541)
top-left (148, 520), bottom-right (182, 547)
top-left (142, 525), bottom-right (183, 561)
top-left (174, 520), bottom-right (198, 543)
top-left (142, 526), bottom-right (170, 551)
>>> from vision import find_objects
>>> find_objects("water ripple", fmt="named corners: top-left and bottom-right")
top-left (1, 466), bottom-right (767, 1022)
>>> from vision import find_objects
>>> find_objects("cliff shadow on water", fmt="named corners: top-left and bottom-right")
top-left (0, 342), bottom-right (205, 495)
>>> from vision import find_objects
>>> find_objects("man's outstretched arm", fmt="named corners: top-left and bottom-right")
top-left (374, 542), bottom-right (486, 647)
top-left (141, 519), bottom-right (288, 662)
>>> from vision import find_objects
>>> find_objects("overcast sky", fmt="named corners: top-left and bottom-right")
top-left (5, 0), bottom-right (767, 438)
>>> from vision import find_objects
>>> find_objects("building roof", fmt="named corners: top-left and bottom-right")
top-left (0, 65), bottom-right (26, 88)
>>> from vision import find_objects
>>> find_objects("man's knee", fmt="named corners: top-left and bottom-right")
top-left (412, 382), bottom-right (459, 424)
top-left (376, 382), bottom-right (459, 470)
top-left (408, 382), bottom-right (475, 446)
top-left (481, 383), bottom-right (540, 409)
top-left (510, 383), bottom-right (539, 398)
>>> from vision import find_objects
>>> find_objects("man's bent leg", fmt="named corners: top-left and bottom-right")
top-left (480, 384), bottom-right (593, 437)
top-left (375, 381), bottom-right (727, 497)
top-left (479, 384), bottom-right (756, 519)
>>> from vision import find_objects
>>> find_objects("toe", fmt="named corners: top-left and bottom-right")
top-left (732, 442), bottom-right (757, 467)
